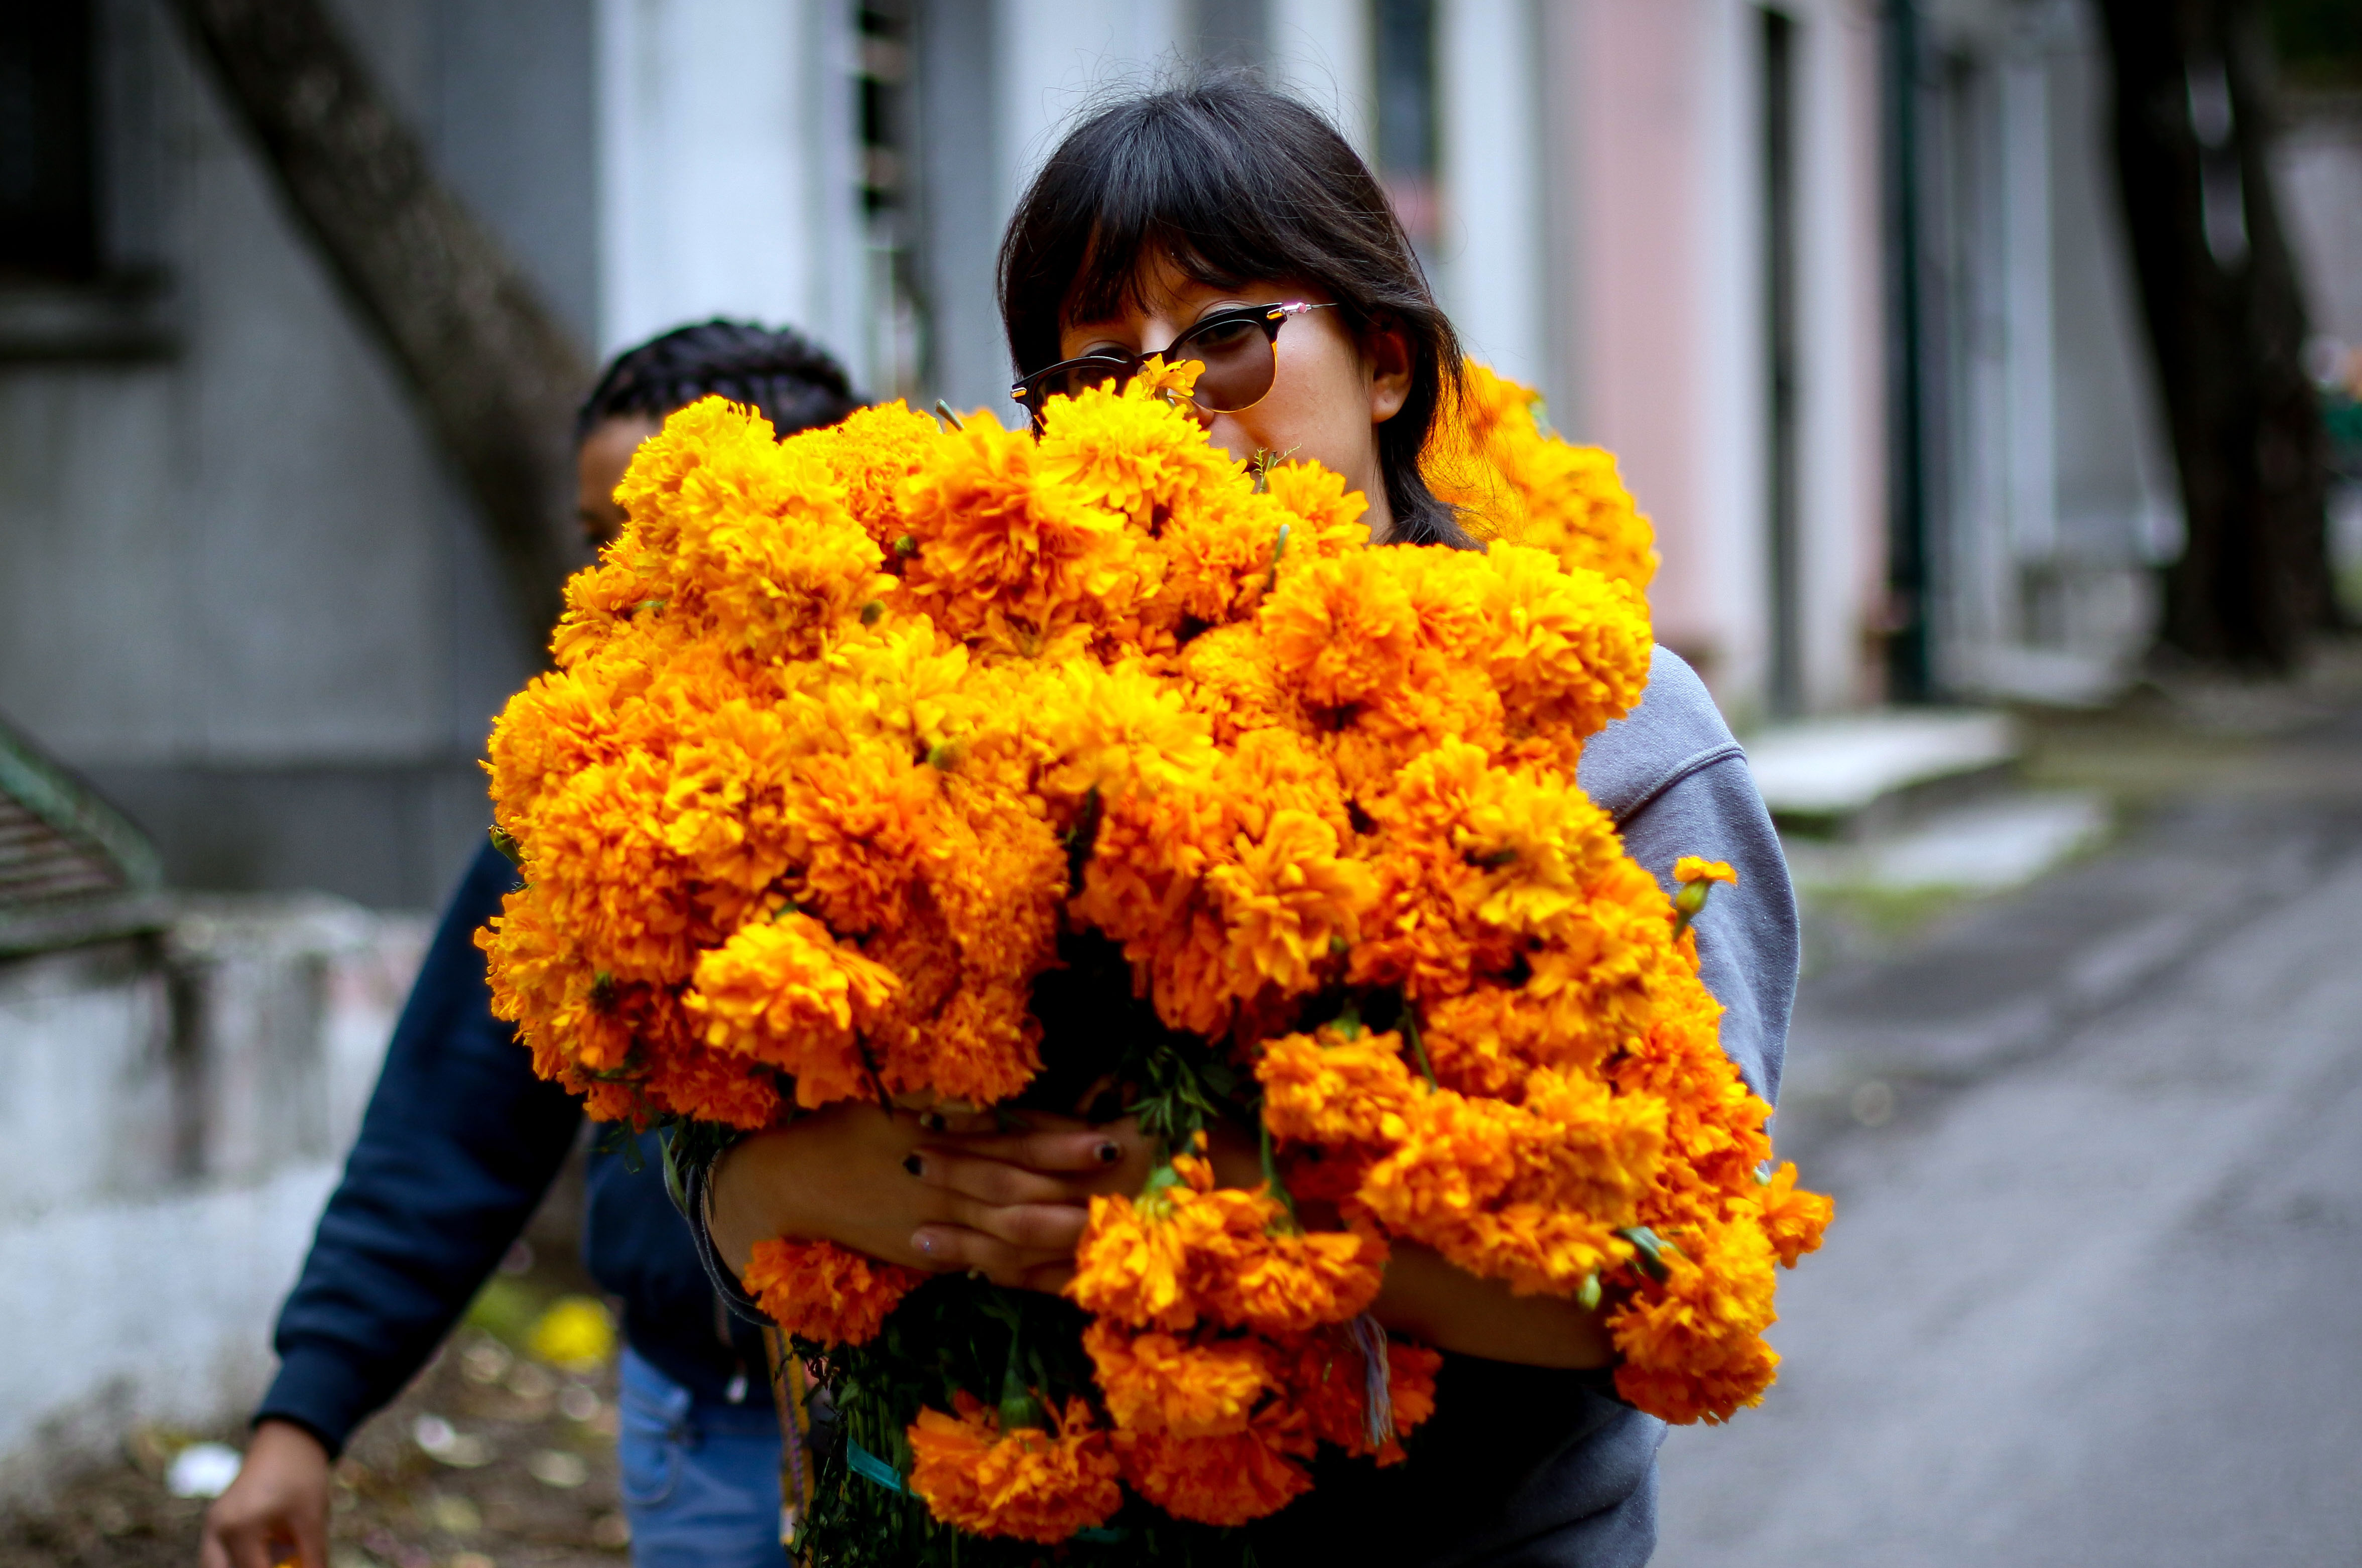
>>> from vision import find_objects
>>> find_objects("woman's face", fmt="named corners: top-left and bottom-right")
top-left (1056, 257), bottom-right (1414, 541)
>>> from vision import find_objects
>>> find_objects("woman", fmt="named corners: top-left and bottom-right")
top-left (703, 76), bottom-right (1796, 1565)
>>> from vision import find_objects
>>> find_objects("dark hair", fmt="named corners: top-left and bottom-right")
top-left (998, 73), bottom-right (1477, 548)
top-left (574, 319), bottom-right (861, 442)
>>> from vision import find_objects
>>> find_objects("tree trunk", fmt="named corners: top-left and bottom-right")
top-left (164, 0), bottom-right (593, 647)
top-left (2096, 0), bottom-right (2334, 673)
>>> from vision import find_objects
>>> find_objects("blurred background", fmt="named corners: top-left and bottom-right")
top-left (2, 1), bottom-right (2358, 1564)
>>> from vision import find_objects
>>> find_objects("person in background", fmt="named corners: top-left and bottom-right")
top-left (199, 322), bottom-right (857, 1568)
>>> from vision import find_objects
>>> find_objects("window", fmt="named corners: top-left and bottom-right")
top-left (860, 1), bottom-right (924, 401)
top-left (0, 1), bottom-right (99, 284)
top-left (1374, 0), bottom-right (1439, 260)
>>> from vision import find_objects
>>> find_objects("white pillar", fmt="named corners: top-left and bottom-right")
top-left (1792, 0), bottom-right (1888, 712)
top-left (1692, 0), bottom-right (1772, 717)
top-left (1268, 0), bottom-right (1375, 157)
top-left (2000, 33), bottom-right (2059, 568)
top-left (993, 0), bottom-right (1189, 215)
top-left (1435, 0), bottom-right (1550, 395)
top-left (594, 0), bottom-right (871, 387)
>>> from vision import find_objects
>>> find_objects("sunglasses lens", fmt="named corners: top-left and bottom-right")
top-left (1033, 358), bottom-right (1128, 406)
top-left (1176, 316), bottom-right (1277, 413)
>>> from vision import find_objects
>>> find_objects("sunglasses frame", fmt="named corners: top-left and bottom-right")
top-left (1010, 301), bottom-right (1337, 423)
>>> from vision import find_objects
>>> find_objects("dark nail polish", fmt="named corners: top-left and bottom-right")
top-left (1095, 1141), bottom-right (1121, 1164)
top-left (903, 1154), bottom-right (923, 1176)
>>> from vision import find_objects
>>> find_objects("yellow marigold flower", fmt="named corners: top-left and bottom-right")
top-left (1067, 1181), bottom-right (1200, 1331)
top-left (742, 1237), bottom-right (923, 1347)
top-left (1068, 1156), bottom-right (1383, 1336)
top-left (1473, 543), bottom-right (1653, 744)
top-left (789, 399), bottom-right (941, 549)
top-left (1259, 550), bottom-right (1423, 711)
top-left (1039, 657), bottom-right (1219, 802)
top-left (1351, 1070), bottom-right (1663, 1297)
top-left (906, 1392), bottom-right (1122, 1544)
top-left (1674, 856), bottom-right (1738, 888)
top-left (1209, 1218), bottom-right (1389, 1336)
top-left (1257, 459), bottom-right (1375, 553)
top-left (1036, 362), bottom-right (1239, 536)
top-left (1083, 1320), bottom-right (1269, 1437)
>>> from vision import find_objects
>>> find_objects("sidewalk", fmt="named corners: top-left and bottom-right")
top-left (1658, 654), bottom-right (2362, 1565)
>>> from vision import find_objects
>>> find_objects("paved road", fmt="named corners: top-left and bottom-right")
top-left (1656, 710), bottom-right (2362, 1566)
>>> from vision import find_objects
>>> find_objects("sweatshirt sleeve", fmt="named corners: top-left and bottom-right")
top-left (1578, 647), bottom-right (1799, 1105)
top-left (256, 842), bottom-right (584, 1455)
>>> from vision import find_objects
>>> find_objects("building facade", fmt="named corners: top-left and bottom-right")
top-left (0, 0), bottom-right (2286, 912)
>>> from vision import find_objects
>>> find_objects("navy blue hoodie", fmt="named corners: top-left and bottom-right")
top-left (257, 842), bottom-right (764, 1452)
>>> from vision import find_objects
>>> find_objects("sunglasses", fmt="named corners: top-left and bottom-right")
top-left (1011, 301), bottom-right (1338, 426)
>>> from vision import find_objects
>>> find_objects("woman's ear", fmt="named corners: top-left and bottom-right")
top-left (1363, 317), bottom-right (1414, 424)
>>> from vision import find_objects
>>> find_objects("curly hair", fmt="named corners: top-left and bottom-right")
top-left (575, 320), bottom-right (861, 442)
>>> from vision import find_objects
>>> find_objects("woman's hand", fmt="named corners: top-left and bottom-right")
top-left (904, 1112), bottom-right (1155, 1291)
top-left (706, 1103), bottom-right (1154, 1293)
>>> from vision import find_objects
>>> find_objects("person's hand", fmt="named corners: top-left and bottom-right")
top-left (199, 1420), bottom-right (329, 1568)
top-left (708, 1102), bottom-right (1151, 1292)
top-left (906, 1111), bottom-right (1157, 1291)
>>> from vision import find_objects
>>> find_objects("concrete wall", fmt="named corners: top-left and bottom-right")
top-left (0, 904), bottom-right (425, 1493)
top-left (0, 0), bottom-right (593, 911)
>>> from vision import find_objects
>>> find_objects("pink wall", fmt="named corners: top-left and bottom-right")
top-left (1556, 1), bottom-right (1722, 677)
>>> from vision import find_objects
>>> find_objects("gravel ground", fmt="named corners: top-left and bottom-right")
top-left (2, 1259), bottom-right (633, 1568)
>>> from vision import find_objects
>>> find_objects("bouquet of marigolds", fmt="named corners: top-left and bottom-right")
top-left (478, 359), bottom-right (1830, 1565)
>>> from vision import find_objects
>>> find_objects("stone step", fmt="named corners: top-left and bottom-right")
top-left (1746, 708), bottom-right (2020, 840)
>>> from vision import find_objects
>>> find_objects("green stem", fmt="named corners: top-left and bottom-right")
top-left (1258, 1113), bottom-right (1301, 1233)
top-left (1403, 1007), bottom-right (1439, 1089)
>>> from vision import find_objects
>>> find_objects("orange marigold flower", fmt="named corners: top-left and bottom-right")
top-left (741, 1237), bottom-right (921, 1347)
top-left (1270, 1327), bottom-right (1442, 1465)
top-left (683, 913), bottom-right (900, 1109)
top-left (1756, 1161), bottom-right (1834, 1268)
top-left (1083, 1320), bottom-right (1270, 1437)
top-left (1202, 807), bottom-right (1376, 998)
top-left (1256, 1026), bottom-right (1421, 1147)
top-left (1114, 1406), bottom-right (1314, 1526)
top-left (1607, 1216), bottom-right (1781, 1424)
top-left (1424, 360), bottom-right (1659, 591)
top-left (1673, 856), bottom-right (1738, 888)
top-left (906, 1392), bottom-right (1121, 1544)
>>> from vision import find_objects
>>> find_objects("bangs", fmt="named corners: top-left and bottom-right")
top-left (997, 71), bottom-right (1474, 549)
top-left (1054, 128), bottom-right (1304, 333)
top-left (1000, 80), bottom-right (1415, 374)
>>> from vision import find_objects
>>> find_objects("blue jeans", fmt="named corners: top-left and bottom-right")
top-left (616, 1347), bottom-right (786, 1568)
